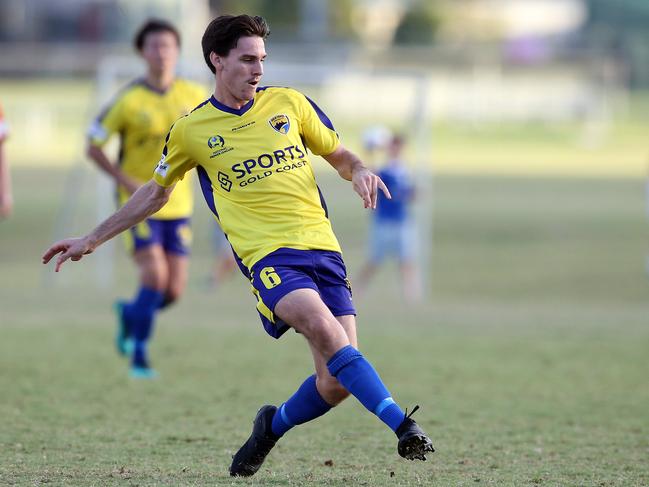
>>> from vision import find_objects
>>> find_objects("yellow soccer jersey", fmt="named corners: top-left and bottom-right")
top-left (88, 78), bottom-right (206, 219)
top-left (153, 86), bottom-right (342, 271)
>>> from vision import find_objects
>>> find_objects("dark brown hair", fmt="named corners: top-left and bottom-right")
top-left (201, 15), bottom-right (270, 73)
top-left (134, 19), bottom-right (181, 52)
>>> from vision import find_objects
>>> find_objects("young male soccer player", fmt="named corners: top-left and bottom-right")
top-left (86, 20), bottom-right (205, 378)
top-left (43, 14), bottom-right (434, 474)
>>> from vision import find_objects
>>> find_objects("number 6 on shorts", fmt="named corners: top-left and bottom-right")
top-left (260, 266), bottom-right (282, 289)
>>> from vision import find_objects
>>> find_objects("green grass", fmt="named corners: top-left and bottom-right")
top-left (1, 167), bottom-right (648, 486)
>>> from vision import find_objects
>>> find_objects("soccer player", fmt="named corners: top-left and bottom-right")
top-left (355, 134), bottom-right (421, 301)
top-left (0, 102), bottom-right (12, 219)
top-left (86, 20), bottom-right (206, 378)
top-left (42, 14), bottom-right (434, 474)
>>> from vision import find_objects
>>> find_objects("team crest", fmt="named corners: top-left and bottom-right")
top-left (268, 114), bottom-right (290, 135)
top-left (207, 135), bottom-right (225, 149)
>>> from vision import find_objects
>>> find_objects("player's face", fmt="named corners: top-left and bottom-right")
top-left (217, 36), bottom-right (266, 106)
top-left (140, 31), bottom-right (179, 75)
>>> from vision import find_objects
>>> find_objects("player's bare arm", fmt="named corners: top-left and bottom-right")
top-left (42, 180), bottom-right (174, 272)
top-left (86, 143), bottom-right (142, 194)
top-left (323, 144), bottom-right (391, 209)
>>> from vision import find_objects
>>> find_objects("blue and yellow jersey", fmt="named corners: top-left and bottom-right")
top-left (88, 78), bottom-right (206, 219)
top-left (153, 86), bottom-right (342, 271)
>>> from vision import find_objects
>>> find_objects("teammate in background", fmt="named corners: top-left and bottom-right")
top-left (210, 223), bottom-right (237, 288)
top-left (0, 103), bottom-right (12, 219)
top-left (43, 14), bottom-right (434, 474)
top-left (355, 134), bottom-right (421, 302)
top-left (86, 19), bottom-right (205, 378)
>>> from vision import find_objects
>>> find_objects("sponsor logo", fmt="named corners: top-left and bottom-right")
top-left (228, 144), bottom-right (308, 188)
top-left (268, 114), bottom-right (290, 135)
top-left (232, 121), bottom-right (256, 132)
top-left (207, 135), bottom-right (225, 149)
top-left (217, 171), bottom-right (232, 192)
top-left (208, 134), bottom-right (234, 158)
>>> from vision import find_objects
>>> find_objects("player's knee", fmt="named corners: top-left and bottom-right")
top-left (301, 314), bottom-right (341, 341)
top-left (318, 376), bottom-right (350, 406)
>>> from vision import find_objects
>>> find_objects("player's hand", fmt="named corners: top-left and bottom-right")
top-left (42, 237), bottom-right (95, 272)
top-left (351, 166), bottom-right (391, 209)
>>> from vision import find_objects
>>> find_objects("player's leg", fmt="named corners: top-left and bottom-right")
top-left (268, 313), bottom-right (357, 440)
top-left (158, 217), bottom-right (191, 309)
top-left (125, 244), bottom-right (167, 376)
top-left (276, 291), bottom-right (409, 431)
top-left (398, 221), bottom-right (421, 302)
top-left (230, 290), bottom-right (347, 477)
top-left (280, 294), bottom-right (433, 460)
top-left (160, 252), bottom-right (188, 309)
top-left (231, 289), bottom-right (432, 476)
top-left (115, 220), bottom-right (165, 360)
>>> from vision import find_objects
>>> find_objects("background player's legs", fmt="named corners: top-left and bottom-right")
top-left (123, 244), bottom-right (167, 372)
top-left (354, 221), bottom-right (388, 298)
top-left (273, 289), bottom-right (407, 432)
top-left (399, 260), bottom-right (421, 303)
top-left (354, 260), bottom-right (380, 299)
top-left (160, 252), bottom-right (188, 309)
top-left (398, 223), bottom-right (421, 303)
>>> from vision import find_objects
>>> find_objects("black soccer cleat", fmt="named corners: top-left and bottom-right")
top-left (395, 405), bottom-right (435, 461)
top-left (229, 405), bottom-right (280, 477)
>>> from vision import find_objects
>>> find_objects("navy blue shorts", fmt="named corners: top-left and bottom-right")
top-left (126, 217), bottom-right (192, 256)
top-left (250, 248), bottom-right (356, 339)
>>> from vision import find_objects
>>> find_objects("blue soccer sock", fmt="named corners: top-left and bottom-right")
top-left (123, 286), bottom-right (164, 368)
top-left (327, 345), bottom-right (406, 432)
top-left (271, 374), bottom-right (332, 437)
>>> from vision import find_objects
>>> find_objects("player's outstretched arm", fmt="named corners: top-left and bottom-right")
top-left (42, 180), bottom-right (174, 272)
top-left (323, 144), bottom-right (391, 209)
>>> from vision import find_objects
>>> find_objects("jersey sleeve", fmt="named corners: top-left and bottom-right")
top-left (297, 93), bottom-right (340, 156)
top-left (153, 119), bottom-right (196, 187)
top-left (87, 97), bottom-right (125, 147)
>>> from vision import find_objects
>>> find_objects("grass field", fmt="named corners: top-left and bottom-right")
top-left (1, 165), bottom-right (648, 486)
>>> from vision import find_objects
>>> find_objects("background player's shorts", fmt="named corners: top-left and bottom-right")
top-left (369, 218), bottom-right (417, 263)
top-left (125, 217), bottom-right (192, 255)
top-left (249, 248), bottom-right (356, 339)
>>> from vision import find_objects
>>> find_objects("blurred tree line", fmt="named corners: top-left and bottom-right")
top-left (209, 0), bottom-right (440, 44)
top-left (582, 0), bottom-right (649, 87)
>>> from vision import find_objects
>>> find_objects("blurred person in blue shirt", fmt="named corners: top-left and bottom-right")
top-left (355, 133), bottom-right (421, 301)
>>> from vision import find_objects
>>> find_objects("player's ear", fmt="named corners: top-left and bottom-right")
top-left (210, 52), bottom-right (221, 71)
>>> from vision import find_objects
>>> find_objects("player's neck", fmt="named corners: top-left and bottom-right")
top-left (145, 71), bottom-right (175, 93)
top-left (212, 88), bottom-right (253, 111)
